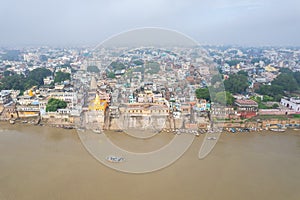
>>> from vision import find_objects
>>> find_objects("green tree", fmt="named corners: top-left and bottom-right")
top-left (4, 65), bottom-right (11, 69)
top-left (262, 95), bottom-right (274, 102)
top-left (54, 71), bottom-right (70, 83)
top-left (214, 91), bottom-right (234, 105)
top-left (0, 67), bottom-right (51, 92)
top-left (110, 61), bottom-right (126, 70)
top-left (256, 70), bottom-right (300, 100)
top-left (87, 66), bottom-right (100, 73)
top-left (145, 61), bottom-right (160, 74)
top-left (0, 74), bottom-right (26, 91)
top-left (3, 71), bottom-right (15, 76)
top-left (225, 60), bottom-right (241, 66)
top-left (256, 85), bottom-right (284, 98)
top-left (237, 70), bottom-right (248, 77)
top-left (224, 74), bottom-right (248, 94)
top-left (27, 68), bottom-right (52, 85)
top-left (293, 72), bottom-right (300, 85)
top-left (133, 60), bottom-right (144, 66)
top-left (24, 79), bottom-right (38, 90)
top-left (272, 73), bottom-right (298, 92)
top-left (195, 88), bottom-right (210, 101)
top-left (279, 68), bottom-right (293, 74)
top-left (46, 98), bottom-right (67, 112)
top-left (107, 71), bottom-right (116, 79)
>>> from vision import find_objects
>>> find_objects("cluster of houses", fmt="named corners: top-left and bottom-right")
top-left (208, 46), bottom-right (300, 92)
top-left (0, 86), bottom-right (81, 126)
top-left (1, 46), bottom-right (300, 130)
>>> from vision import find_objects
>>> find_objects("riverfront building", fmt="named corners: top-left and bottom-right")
top-left (280, 97), bottom-right (300, 112)
top-left (0, 91), bottom-right (13, 106)
top-left (235, 99), bottom-right (258, 119)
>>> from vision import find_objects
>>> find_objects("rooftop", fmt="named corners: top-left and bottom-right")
top-left (235, 99), bottom-right (258, 106)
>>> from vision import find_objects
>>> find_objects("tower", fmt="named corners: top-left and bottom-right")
top-left (90, 76), bottom-right (97, 90)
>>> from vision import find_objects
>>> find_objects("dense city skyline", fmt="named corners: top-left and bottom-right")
top-left (0, 0), bottom-right (299, 46)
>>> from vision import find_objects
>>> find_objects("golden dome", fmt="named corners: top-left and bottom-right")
top-left (28, 90), bottom-right (34, 97)
top-left (88, 93), bottom-right (108, 111)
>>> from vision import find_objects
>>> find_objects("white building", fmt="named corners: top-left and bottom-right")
top-left (0, 90), bottom-right (13, 106)
top-left (49, 92), bottom-right (78, 109)
top-left (280, 97), bottom-right (300, 112)
top-left (43, 76), bottom-right (54, 85)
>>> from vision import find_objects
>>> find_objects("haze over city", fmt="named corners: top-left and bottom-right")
top-left (0, 0), bottom-right (299, 46)
top-left (1, 1), bottom-right (300, 200)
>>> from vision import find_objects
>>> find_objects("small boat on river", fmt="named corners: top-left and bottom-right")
top-left (106, 155), bottom-right (125, 163)
top-left (207, 136), bottom-right (217, 140)
top-left (270, 128), bottom-right (286, 132)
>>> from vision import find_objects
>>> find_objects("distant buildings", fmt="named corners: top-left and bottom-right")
top-left (1, 45), bottom-right (300, 129)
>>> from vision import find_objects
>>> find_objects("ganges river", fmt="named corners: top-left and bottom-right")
top-left (0, 122), bottom-right (300, 200)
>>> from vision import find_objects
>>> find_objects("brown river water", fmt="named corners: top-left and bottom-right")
top-left (0, 122), bottom-right (300, 200)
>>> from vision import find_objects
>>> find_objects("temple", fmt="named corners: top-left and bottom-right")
top-left (88, 93), bottom-right (108, 111)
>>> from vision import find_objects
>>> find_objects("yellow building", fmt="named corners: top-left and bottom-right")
top-left (144, 90), bottom-right (153, 96)
top-left (27, 86), bottom-right (37, 97)
top-left (16, 105), bottom-right (40, 118)
top-left (28, 90), bottom-right (34, 97)
top-left (88, 94), bottom-right (108, 111)
top-left (264, 64), bottom-right (278, 72)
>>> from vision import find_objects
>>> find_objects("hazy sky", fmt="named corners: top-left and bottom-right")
top-left (0, 0), bottom-right (299, 46)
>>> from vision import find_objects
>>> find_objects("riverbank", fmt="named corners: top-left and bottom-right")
top-left (1, 124), bottom-right (300, 200)
top-left (2, 119), bottom-right (300, 136)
